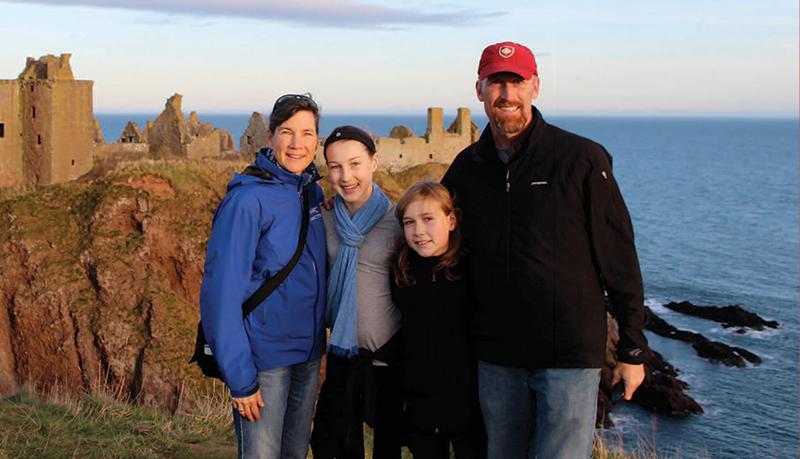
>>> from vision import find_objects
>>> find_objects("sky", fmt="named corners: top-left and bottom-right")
top-left (0, 0), bottom-right (797, 117)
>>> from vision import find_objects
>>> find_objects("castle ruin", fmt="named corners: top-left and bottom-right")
top-left (0, 54), bottom-right (94, 188)
top-left (240, 112), bottom-right (270, 158)
top-left (0, 53), bottom-right (480, 189)
top-left (96, 94), bottom-right (235, 161)
top-left (372, 107), bottom-right (478, 170)
top-left (240, 107), bottom-right (479, 171)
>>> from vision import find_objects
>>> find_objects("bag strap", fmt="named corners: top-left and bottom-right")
top-left (240, 166), bottom-right (313, 319)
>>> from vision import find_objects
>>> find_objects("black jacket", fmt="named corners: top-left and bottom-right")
top-left (389, 253), bottom-right (481, 434)
top-left (441, 107), bottom-right (647, 369)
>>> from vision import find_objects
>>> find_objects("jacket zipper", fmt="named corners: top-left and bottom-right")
top-left (505, 167), bottom-right (511, 283)
top-left (310, 256), bottom-right (318, 360)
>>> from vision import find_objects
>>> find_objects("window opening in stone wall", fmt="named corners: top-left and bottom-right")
top-left (30, 85), bottom-right (33, 93)
top-left (399, 154), bottom-right (403, 158)
top-left (71, 160), bottom-right (75, 166)
top-left (0, 123), bottom-right (4, 138)
top-left (32, 106), bottom-right (36, 118)
top-left (37, 135), bottom-right (42, 145)
top-left (429, 154), bottom-right (433, 159)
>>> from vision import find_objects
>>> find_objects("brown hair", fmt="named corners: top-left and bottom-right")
top-left (268, 93), bottom-right (320, 133)
top-left (393, 181), bottom-right (462, 287)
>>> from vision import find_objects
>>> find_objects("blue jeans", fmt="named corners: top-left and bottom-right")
top-left (477, 361), bottom-right (600, 459)
top-left (233, 358), bottom-right (321, 459)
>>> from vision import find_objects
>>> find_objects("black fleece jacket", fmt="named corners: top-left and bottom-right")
top-left (389, 252), bottom-right (481, 434)
top-left (441, 107), bottom-right (648, 369)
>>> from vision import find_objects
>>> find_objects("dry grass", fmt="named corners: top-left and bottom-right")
top-left (0, 380), bottom-right (235, 458)
top-left (0, 381), bottom-right (651, 458)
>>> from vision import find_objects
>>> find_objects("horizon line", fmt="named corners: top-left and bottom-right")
top-left (93, 111), bottom-right (800, 120)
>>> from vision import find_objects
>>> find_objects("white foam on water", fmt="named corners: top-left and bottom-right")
top-left (740, 327), bottom-right (783, 340)
top-left (604, 411), bottom-right (640, 435)
top-left (644, 297), bottom-right (669, 314)
top-left (706, 325), bottom-right (783, 340)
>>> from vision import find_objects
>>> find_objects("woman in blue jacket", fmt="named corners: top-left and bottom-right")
top-left (199, 94), bottom-right (327, 459)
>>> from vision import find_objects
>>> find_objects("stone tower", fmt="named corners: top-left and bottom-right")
top-left (0, 54), bottom-right (94, 187)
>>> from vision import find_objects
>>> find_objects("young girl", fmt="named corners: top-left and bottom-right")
top-left (390, 181), bottom-right (486, 459)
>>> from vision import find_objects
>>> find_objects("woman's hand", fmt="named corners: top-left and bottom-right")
top-left (232, 390), bottom-right (265, 422)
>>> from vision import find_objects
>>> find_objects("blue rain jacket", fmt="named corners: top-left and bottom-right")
top-left (199, 150), bottom-right (327, 397)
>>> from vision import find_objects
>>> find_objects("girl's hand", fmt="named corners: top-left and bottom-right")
top-left (321, 196), bottom-right (335, 210)
top-left (232, 390), bottom-right (264, 422)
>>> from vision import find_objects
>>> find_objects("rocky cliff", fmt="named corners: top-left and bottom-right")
top-left (0, 160), bottom-right (247, 412)
top-left (0, 159), bottom-right (448, 413)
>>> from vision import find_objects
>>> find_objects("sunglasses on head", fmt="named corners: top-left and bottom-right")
top-left (273, 94), bottom-right (318, 111)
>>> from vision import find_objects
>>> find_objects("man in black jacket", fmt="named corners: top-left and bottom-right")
top-left (441, 41), bottom-right (648, 459)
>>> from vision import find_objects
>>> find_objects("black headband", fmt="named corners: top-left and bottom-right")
top-left (323, 125), bottom-right (376, 154)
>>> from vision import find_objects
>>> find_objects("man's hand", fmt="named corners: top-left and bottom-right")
top-left (232, 390), bottom-right (265, 422)
top-left (611, 362), bottom-right (645, 401)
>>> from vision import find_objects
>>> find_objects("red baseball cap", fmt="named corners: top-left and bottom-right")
top-left (477, 41), bottom-right (537, 80)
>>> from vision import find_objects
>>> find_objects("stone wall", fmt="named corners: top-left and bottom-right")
top-left (142, 94), bottom-right (234, 159)
top-left (0, 81), bottom-right (23, 188)
top-left (147, 94), bottom-right (190, 157)
top-left (47, 80), bottom-right (95, 184)
top-left (186, 130), bottom-right (226, 159)
top-left (240, 112), bottom-right (270, 158)
top-left (119, 121), bottom-right (145, 144)
top-left (95, 143), bottom-right (149, 160)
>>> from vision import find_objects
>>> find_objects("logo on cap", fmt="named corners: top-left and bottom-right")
top-left (499, 46), bottom-right (515, 59)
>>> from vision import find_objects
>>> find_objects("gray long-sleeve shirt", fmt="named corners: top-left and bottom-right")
top-left (322, 205), bottom-right (402, 355)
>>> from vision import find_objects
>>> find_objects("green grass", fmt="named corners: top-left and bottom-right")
top-left (0, 386), bottom-right (646, 459)
top-left (0, 387), bottom-right (235, 458)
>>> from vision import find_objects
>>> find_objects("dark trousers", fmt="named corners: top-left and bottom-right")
top-left (311, 354), bottom-right (404, 459)
top-left (406, 424), bottom-right (486, 459)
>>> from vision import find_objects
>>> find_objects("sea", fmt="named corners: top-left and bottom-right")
top-left (96, 114), bottom-right (800, 458)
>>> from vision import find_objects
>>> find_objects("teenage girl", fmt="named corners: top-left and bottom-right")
top-left (310, 125), bottom-right (405, 459)
top-left (390, 181), bottom-right (486, 459)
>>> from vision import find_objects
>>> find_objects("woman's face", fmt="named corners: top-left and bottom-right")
top-left (267, 110), bottom-right (318, 175)
top-left (325, 140), bottom-right (378, 213)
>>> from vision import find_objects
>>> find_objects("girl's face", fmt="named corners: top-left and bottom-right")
top-left (402, 197), bottom-right (456, 258)
top-left (325, 140), bottom-right (378, 213)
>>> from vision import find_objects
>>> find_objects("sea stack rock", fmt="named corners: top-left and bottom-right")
top-left (663, 301), bottom-right (779, 331)
top-left (644, 307), bottom-right (762, 367)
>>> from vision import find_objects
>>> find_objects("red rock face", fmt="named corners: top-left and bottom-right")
top-left (0, 161), bottom-right (242, 412)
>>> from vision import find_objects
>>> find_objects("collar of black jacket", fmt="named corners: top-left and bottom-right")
top-left (476, 106), bottom-right (545, 165)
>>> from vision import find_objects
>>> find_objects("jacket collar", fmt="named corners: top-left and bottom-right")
top-left (253, 148), bottom-right (322, 189)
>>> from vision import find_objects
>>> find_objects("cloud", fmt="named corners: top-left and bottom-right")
top-left (3, 0), bottom-right (499, 28)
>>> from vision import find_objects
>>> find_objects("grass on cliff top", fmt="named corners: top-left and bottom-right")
top-left (0, 387), bottom-right (650, 459)
top-left (0, 385), bottom-right (235, 459)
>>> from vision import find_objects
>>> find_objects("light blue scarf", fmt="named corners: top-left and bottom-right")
top-left (327, 183), bottom-right (389, 358)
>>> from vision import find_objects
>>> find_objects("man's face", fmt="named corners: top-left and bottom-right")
top-left (476, 72), bottom-right (540, 142)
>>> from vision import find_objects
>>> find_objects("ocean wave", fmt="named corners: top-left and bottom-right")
top-left (604, 412), bottom-right (640, 435)
top-left (736, 327), bottom-right (783, 340)
top-left (644, 297), bottom-right (668, 313)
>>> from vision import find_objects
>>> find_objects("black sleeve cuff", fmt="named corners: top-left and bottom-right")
top-left (617, 347), bottom-right (645, 365)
